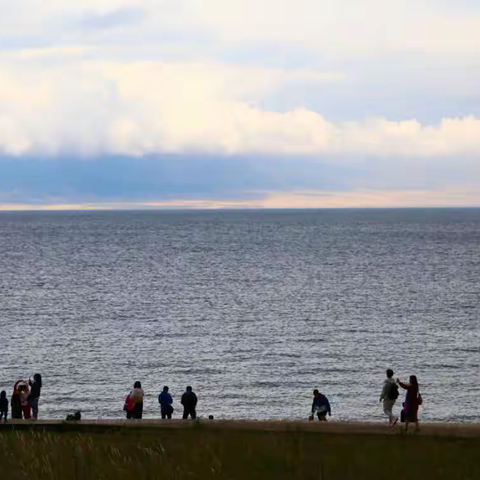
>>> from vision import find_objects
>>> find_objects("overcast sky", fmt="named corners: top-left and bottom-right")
top-left (1, 0), bottom-right (480, 209)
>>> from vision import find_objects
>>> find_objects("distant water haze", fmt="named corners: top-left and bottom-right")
top-left (1, 209), bottom-right (479, 422)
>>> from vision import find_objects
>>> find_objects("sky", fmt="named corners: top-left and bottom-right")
top-left (0, 0), bottom-right (480, 209)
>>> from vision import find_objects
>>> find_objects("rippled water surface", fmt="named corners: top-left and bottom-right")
top-left (1, 209), bottom-right (479, 422)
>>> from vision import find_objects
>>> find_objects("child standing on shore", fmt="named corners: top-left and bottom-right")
top-left (0, 391), bottom-right (8, 422)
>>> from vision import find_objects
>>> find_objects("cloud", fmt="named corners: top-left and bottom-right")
top-left (182, 0), bottom-right (480, 55)
top-left (2, 188), bottom-right (480, 210)
top-left (141, 0), bottom-right (474, 58)
top-left (0, 55), bottom-right (479, 159)
top-left (0, 0), bottom-right (479, 210)
top-left (1, 152), bottom-right (478, 209)
top-left (263, 188), bottom-right (480, 208)
top-left (3, 1), bottom-right (480, 57)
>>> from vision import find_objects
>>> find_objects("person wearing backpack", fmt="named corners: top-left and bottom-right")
top-left (380, 369), bottom-right (399, 426)
top-left (124, 381), bottom-right (144, 419)
top-left (158, 386), bottom-right (174, 419)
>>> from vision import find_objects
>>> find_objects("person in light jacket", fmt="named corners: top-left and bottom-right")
top-left (129, 381), bottom-right (144, 419)
top-left (380, 369), bottom-right (399, 426)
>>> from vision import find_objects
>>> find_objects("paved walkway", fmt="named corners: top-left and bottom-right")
top-left (1, 419), bottom-right (479, 437)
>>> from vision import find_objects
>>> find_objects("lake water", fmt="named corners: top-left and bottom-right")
top-left (1, 209), bottom-right (479, 422)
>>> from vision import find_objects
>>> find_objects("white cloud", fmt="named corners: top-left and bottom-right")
top-left (2, 188), bottom-right (480, 210)
top-left (179, 0), bottom-right (480, 55)
top-left (0, 56), bottom-right (479, 159)
top-left (2, 0), bottom-right (480, 57)
top-left (0, 1), bottom-right (479, 161)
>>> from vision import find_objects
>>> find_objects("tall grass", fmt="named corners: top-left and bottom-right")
top-left (0, 426), bottom-right (479, 479)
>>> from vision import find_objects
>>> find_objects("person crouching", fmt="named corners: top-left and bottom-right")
top-left (311, 389), bottom-right (331, 421)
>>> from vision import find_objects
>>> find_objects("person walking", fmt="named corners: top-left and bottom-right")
top-left (0, 391), bottom-right (8, 422)
top-left (129, 381), bottom-right (144, 419)
top-left (28, 374), bottom-right (42, 420)
top-left (380, 369), bottom-right (399, 426)
top-left (310, 389), bottom-right (331, 421)
top-left (158, 386), bottom-right (173, 419)
top-left (181, 386), bottom-right (198, 419)
top-left (397, 375), bottom-right (421, 432)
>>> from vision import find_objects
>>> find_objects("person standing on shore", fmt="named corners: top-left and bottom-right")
top-left (129, 381), bottom-right (144, 419)
top-left (19, 384), bottom-right (31, 419)
top-left (181, 386), bottom-right (198, 419)
top-left (397, 375), bottom-right (421, 432)
top-left (11, 381), bottom-right (23, 419)
top-left (158, 386), bottom-right (173, 419)
top-left (311, 389), bottom-right (331, 421)
top-left (380, 369), bottom-right (399, 426)
top-left (28, 374), bottom-right (42, 420)
top-left (124, 391), bottom-right (135, 419)
top-left (0, 391), bottom-right (8, 422)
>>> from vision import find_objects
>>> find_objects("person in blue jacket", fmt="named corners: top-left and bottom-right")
top-left (311, 389), bottom-right (331, 421)
top-left (158, 386), bottom-right (173, 419)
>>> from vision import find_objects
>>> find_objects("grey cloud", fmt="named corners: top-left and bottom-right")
top-left (0, 154), bottom-right (478, 206)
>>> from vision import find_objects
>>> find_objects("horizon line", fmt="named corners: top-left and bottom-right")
top-left (1, 206), bottom-right (480, 213)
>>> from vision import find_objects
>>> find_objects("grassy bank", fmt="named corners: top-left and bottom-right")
top-left (0, 424), bottom-right (479, 479)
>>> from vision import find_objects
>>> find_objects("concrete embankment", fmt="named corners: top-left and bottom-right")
top-left (1, 419), bottom-right (479, 437)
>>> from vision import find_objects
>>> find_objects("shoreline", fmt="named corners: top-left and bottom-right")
top-left (1, 419), bottom-right (480, 437)
top-left (3, 419), bottom-right (480, 479)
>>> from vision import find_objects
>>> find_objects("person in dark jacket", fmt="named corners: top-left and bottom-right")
top-left (181, 386), bottom-right (198, 419)
top-left (11, 381), bottom-right (24, 419)
top-left (0, 391), bottom-right (8, 422)
top-left (311, 389), bottom-right (331, 421)
top-left (158, 386), bottom-right (173, 419)
top-left (28, 374), bottom-right (42, 420)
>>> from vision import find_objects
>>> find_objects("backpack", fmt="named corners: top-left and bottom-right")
top-left (66, 411), bottom-right (81, 421)
top-left (387, 383), bottom-right (399, 400)
top-left (124, 394), bottom-right (135, 412)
